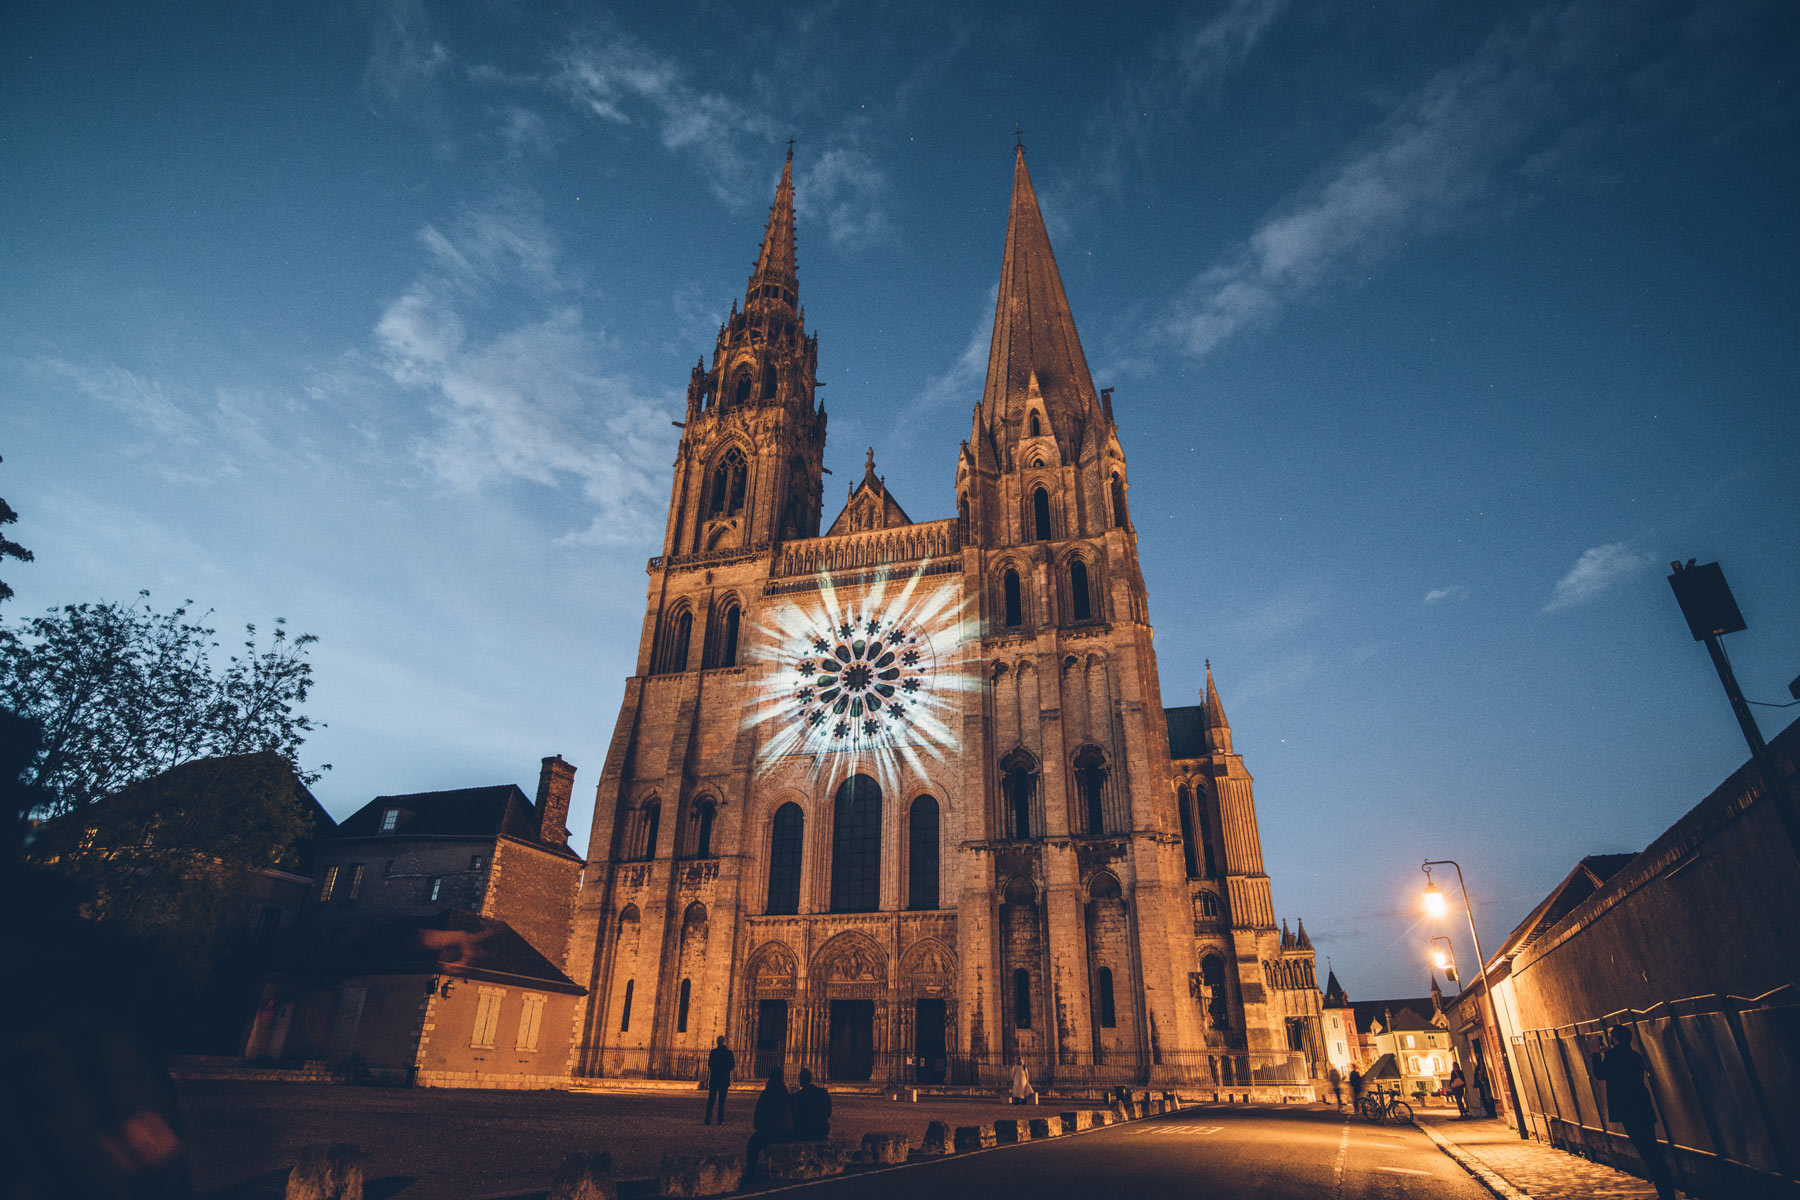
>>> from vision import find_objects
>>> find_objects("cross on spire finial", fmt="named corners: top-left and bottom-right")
top-left (1014, 123), bottom-right (1024, 150)
top-left (787, 136), bottom-right (795, 159)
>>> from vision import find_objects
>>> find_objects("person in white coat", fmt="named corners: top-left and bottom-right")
top-left (1008, 1062), bottom-right (1032, 1105)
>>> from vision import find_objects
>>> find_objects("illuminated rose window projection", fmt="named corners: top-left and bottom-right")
top-left (744, 563), bottom-right (974, 794)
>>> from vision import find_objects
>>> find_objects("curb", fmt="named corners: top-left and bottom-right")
top-left (1415, 1120), bottom-right (1530, 1200)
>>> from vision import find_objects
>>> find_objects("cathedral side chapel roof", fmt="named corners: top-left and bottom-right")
top-left (332, 784), bottom-right (580, 858)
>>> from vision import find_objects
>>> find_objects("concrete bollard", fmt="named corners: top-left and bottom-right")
top-left (287, 1144), bottom-right (363, 1200)
top-left (953, 1125), bottom-right (996, 1152)
top-left (1059, 1110), bottom-right (1092, 1133)
top-left (763, 1142), bottom-right (846, 1182)
top-left (1027, 1117), bottom-right (1054, 1139)
top-left (1093, 1110), bottom-right (1114, 1126)
top-left (993, 1118), bottom-right (1028, 1144)
top-left (919, 1120), bottom-right (950, 1156)
top-left (657, 1152), bottom-right (739, 1198)
top-left (862, 1132), bottom-right (910, 1165)
top-left (1163, 1091), bottom-right (1179, 1110)
top-left (549, 1152), bottom-right (616, 1200)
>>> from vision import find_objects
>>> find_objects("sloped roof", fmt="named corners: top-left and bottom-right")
top-left (1322, 969), bottom-right (1349, 1008)
top-left (332, 908), bottom-right (585, 995)
top-left (825, 450), bottom-right (914, 537)
top-left (1351, 997), bottom-right (1439, 1034)
top-left (1499, 852), bottom-right (1637, 959)
top-left (1165, 705), bottom-right (1207, 760)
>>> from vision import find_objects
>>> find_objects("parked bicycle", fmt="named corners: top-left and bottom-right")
top-left (1357, 1088), bottom-right (1414, 1125)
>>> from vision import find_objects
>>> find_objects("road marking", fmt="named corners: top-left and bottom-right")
top-left (1376, 1166), bottom-right (1431, 1176)
top-left (1128, 1125), bottom-right (1223, 1136)
top-left (1333, 1119), bottom-right (1349, 1199)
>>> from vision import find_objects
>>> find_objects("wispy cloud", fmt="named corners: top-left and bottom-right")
top-left (373, 202), bottom-right (676, 545)
top-left (893, 286), bottom-right (996, 439)
top-left (797, 145), bottom-right (891, 249)
top-left (1161, 0), bottom-right (1650, 358)
top-left (551, 29), bottom-right (781, 203)
top-left (364, 0), bottom-right (453, 133)
top-left (1543, 543), bottom-right (1652, 612)
top-left (1424, 585), bottom-right (1470, 605)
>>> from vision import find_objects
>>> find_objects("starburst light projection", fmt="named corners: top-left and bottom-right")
top-left (742, 562), bottom-right (976, 796)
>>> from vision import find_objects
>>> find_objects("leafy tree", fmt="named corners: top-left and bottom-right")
top-left (28, 751), bottom-right (319, 982)
top-left (0, 454), bottom-right (33, 604)
top-left (0, 593), bottom-right (324, 818)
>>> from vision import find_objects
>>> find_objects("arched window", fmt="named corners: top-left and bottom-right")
top-left (694, 799), bottom-right (716, 858)
top-left (677, 978), bottom-right (692, 1032)
top-left (1002, 570), bottom-right (1023, 627)
top-left (1032, 488), bottom-right (1052, 540)
top-left (908, 795), bottom-right (939, 910)
top-left (1013, 968), bottom-right (1032, 1029)
top-left (957, 494), bottom-right (969, 541)
top-left (1196, 795), bottom-right (1217, 877)
top-left (638, 802), bottom-right (660, 861)
top-left (1069, 559), bottom-right (1092, 622)
top-left (1110, 474), bottom-right (1129, 529)
top-left (708, 449), bottom-right (747, 517)
top-left (1200, 890), bottom-right (1220, 918)
top-left (766, 803), bottom-right (803, 915)
top-left (1074, 746), bottom-right (1107, 834)
top-left (1177, 785), bottom-right (1200, 878)
top-left (1098, 967), bottom-right (1116, 1028)
top-left (829, 774), bottom-right (881, 913)
top-left (657, 608), bottom-right (693, 675)
top-left (762, 362), bottom-right (777, 400)
top-left (1028, 412), bottom-right (1042, 437)
top-left (734, 373), bottom-right (752, 405)
top-left (620, 979), bottom-right (635, 1032)
top-left (1001, 753), bottom-right (1035, 839)
top-left (705, 602), bottom-right (742, 668)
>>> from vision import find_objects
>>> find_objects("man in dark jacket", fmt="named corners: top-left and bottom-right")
top-left (704, 1036), bottom-right (735, 1125)
top-left (1592, 1026), bottom-right (1676, 1200)
top-left (791, 1068), bottom-right (832, 1139)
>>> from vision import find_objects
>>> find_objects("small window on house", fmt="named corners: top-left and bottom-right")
top-left (318, 865), bottom-right (339, 901)
top-left (471, 987), bottom-right (504, 1049)
top-left (380, 808), bottom-right (400, 833)
top-left (677, 978), bottom-right (692, 1033)
top-left (470, 854), bottom-right (485, 871)
top-left (1404, 1034), bottom-right (1416, 1049)
top-left (1013, 968), bottom-right (1032, 1029)
top-left (428, 876), bottom-right (443, 902)
top-left (620, 980), bottom-right (635, 1032)
top-left (1003, 570), bottom-right (1023, 627)
top-left (516, 994), bottom-right (545, 1052)
top-left (1098, 966), bottom-right (1117, 1028)
top-left (1032, 488), bottom-right (1052, 540)
top-left (345, 863), bottom-right (364, 901)
top-left (384, 859), bottom-right (395, 876)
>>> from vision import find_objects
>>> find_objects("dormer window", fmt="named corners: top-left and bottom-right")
top-left (380, 808), bottom-right (400, 833)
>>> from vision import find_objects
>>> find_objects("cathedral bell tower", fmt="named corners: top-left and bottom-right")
top-left (663, 148), bottom-right (826, 559)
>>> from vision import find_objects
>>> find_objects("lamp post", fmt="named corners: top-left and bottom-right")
top-left (1430, 936), bottom-right (1460, 989)
top-left (1423, 859), bottom-right (1528, 1140)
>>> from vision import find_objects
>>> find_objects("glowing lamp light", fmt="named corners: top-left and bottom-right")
top-left (1431, 948), bottom-right (1451, 971)
top-left (1423, 880), bottom-right (1448, 919)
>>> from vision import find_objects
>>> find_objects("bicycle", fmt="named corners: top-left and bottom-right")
top-left (1357, 1089), bottom-right (1414, 1125)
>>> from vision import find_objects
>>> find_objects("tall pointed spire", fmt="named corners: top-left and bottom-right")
top-left (979, 145), bottom-right (1100, 441)
top-left (748, 146), bottom-right (798, 302)
top-left (1203, 660), bottom-right (1234, 755)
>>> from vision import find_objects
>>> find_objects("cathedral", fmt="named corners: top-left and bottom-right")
top-left (565, 147), bottom-right (1322, 1092)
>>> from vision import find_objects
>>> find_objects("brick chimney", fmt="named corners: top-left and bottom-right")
top-left (535, 754), bottom-right (576, 845)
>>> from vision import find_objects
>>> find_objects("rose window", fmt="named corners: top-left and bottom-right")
top-left (789, 612), bottom-right (934, 746)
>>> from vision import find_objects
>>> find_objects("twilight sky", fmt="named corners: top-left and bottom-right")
top-left (4, 0), bottom-right (1796, 1003)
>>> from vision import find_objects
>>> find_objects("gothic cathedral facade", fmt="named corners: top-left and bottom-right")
top-left (566, 148), bottom-right (1323, 1091)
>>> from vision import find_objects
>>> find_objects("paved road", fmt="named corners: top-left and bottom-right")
top-left (776, 1106), bottom-right (1491, 1200)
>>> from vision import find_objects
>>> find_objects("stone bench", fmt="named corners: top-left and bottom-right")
top-left (286, 1144), bottom-right (362, 1200)
top-left (657, 1151), bottom-right (738, 1198)
top-left (994, 1118), bottom-right (1030, 1144)
top-left (763, 1140), bottom-right (851, 1182)
top-left (953, 1124), bottom-right (997, 1152)
top-left (862, 1131), bottom-right (910, 1165)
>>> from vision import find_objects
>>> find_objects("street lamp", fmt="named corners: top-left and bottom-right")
top-left (1430, 936), bottom-right (1459, 986)
top-left (1423, 859), bottom-right (1528, 1140)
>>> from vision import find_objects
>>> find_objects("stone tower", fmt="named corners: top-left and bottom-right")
top-left (565, 147), bottom-right (1321, 1093)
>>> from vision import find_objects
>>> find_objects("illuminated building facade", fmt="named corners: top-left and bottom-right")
top-left (565, 148), bottom-right (1321, 1089)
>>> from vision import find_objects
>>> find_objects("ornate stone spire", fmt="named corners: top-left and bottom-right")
top-left (1203, 660), bottom-right (1234, 756)
top-left (977, 145), bottom-right (1101, 447)
top-left (747, 146), bottom-right (798, 305)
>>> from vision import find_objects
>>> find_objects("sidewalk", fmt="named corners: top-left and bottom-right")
top-left (1416, 1112), bottom-right (1677, 1200)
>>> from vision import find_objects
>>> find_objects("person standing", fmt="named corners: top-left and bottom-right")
top-left (1471, 1058), bottom-right (1496, 1119)
top-left (1448, 1064), bottom-right (1468, 1117)
top-left (1348, 1066), bottom-right (1364, 1110)
top-left (1008, 1062), bottom-right (1032, 1105)
top-left (791, 1068), bottom-right (832, 1139)
top-left (1592, 1026), bottom-right (1677, 1200)
top-left (703, 1036), bottom-right (735, 1125)
top-left (1327, 1066), bottom-right (1344, 1110)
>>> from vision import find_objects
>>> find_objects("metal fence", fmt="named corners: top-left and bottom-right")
top-left (574, 1046), bottom-right (1318, 1095)
top-left (1509, 986), bottom-right (1799, 1199)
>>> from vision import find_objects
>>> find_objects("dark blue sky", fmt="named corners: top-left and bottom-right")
top-left (4, 0), bottom-right (1796, 1001)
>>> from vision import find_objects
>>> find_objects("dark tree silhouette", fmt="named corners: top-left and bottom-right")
top-left (0, 454), bottom-right (33, 605)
